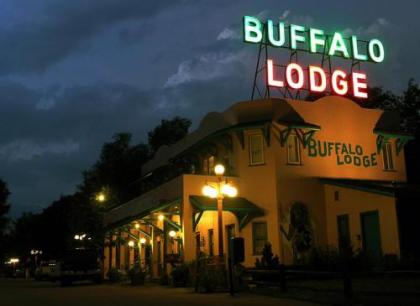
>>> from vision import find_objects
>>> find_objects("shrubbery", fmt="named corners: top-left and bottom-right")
top-left (128, 264), bottom-right (146, 286)
top-left (171, 263), bottom-right (189, 287)
top-left (107, 268), bottom-right (121, 283)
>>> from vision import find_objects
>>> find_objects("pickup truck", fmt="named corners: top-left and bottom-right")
top-left (59, 248), bottom-right (102, 286)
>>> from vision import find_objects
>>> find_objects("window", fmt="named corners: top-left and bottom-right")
top-left (208, 229), bottom-right (214, 256)
top-left (249, 133), bottom-right (264, 165)
top-left (382, 142), bottom-right (394, 171)
top-left (252, 222), bottom-right (268, 255)
top-left (203, 155), bottom-right (215, 174)
top-left (287, 133), bottom-right (301, 164)
top-left (334, 190), bottom-right (340, 202)
top-left (208, 156), bottom-right (215, 174)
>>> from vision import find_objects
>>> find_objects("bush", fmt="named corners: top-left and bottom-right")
top-left (306, 246), bottom-right (341, 271)
top-left (128, 264), bottom-right (146, 286)
top-left (171, 264), bottom-right (189, 287)
top-left (159, 272), bottom-right (170, 285)
top-left (199, 267), bottom-right (226, 293)
top-left (255, 243), bottom-right (280, 269)
top-left (107, 268), bottom-right (121, 283)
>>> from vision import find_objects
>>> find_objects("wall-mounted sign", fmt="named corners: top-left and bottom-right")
top-left (306, 138), bottom-right (378, 168)
top-left (243, 16), bottom-right (385, 99)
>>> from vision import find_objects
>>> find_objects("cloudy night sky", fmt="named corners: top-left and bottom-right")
top-left (0, 0), bottom-right (419, 217)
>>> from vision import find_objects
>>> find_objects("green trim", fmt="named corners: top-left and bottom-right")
top-left (261, 123), bottom-right (271, 147)
top-left (189, 195), bottom-right (264, 230)
top-left (105, 197), bottom-right (182, 231)
top-left (193, 211), bottom-right (204, 231)
top-left (279, 126), bottom-right (320, 148)
top-left (320, 179), bottom-right (395, 197)
top-left (142, 219), bottom-right (164, 233)
top-left (374, 131), bottom-right (414, 155)
top-left (170, 120), bottom-right (270, 162)
top-left (165, 218), bottom-right (182, 231)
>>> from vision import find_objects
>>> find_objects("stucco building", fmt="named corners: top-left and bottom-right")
top-left (103, 96), bottom-right (411, 277)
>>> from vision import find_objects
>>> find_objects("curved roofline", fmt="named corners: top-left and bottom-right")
top-left (141, 96), bottom-right (377, 175)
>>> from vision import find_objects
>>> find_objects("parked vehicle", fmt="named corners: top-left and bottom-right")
top-left (59, 248), bottom-right (102, 286)
top-left (34, 261), bottom-right (60, 281)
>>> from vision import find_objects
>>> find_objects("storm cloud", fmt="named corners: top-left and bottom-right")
top-left (0, 0), bottom-right (419, 216)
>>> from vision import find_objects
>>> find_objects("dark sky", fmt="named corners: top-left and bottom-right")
top-left (1, 0), bottom-right (419, 217)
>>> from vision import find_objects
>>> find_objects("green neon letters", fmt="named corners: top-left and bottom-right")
top-left (243, 16), bottom-right (385, 63)
top-left (243, 16), bottom-right (263, 43)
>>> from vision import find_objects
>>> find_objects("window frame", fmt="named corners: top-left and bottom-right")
top-left (252, 222), bottom-right (268, 255)
top-left (286, 132), bottom-right (301, 165)
top-left (202, 155), bottom-right (216, 175)
top-left (382, 142), bottom-right (394, 171)
top-left (208, 229), bottom-right (214, 256)
top-left (248, 133), bottom-right (265, 166)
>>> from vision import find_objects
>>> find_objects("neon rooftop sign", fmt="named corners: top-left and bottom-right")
top-left (243, 16), bottom-right (386, 99)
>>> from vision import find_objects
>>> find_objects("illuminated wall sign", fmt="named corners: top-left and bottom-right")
top-left (243, 16), bottom-right (385, 99)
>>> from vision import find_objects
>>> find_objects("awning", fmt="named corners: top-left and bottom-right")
top-left (189, 195), bottom-right (265, 230)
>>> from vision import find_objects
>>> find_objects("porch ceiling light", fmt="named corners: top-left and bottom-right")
top-left (214, 164), bottom-right (225, 176)
top-left (134, 223), bottom-right (140, 229)
top-left (140, 238), bottom-right (146, 244)
top-left (158, 214), bottom-right (164, 222)
top-left (128, 240), bottom-right (135, 247)
top-left (202, 185), bottom-right (218, 198)
top-left (168, 230), bottom-right (177, 238)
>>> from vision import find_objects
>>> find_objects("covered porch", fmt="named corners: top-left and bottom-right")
top-left (103, 174), bottom-right (265, 279)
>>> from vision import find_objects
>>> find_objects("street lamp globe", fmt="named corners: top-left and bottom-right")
top-left (214, 164), bottom-right (225, 176)
top-left (222, 184), bottom-right (238, 197)
top-left (202, 185), bottom-right (218, 198)
top-left (128, 240), bottom-right (135, 247)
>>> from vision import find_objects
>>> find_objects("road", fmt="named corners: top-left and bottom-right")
top-left (0, 278), bottom-right (316, 306)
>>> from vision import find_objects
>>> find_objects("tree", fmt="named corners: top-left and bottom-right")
top-left (0, 179), bottom-right (11, 262)
top-left (0, 179), bottom-right (10, 232)
top-left (80, 133), bottom-right (150, 206)
top-left (148, 117), bottom-right (191, 154)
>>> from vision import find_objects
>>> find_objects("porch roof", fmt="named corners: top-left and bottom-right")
top-left (104, 197), bottom-right (181, 230)
top-left (189, 195), bottom-right (265, 230)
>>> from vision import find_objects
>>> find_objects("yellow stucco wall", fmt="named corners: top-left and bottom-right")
top-left (324, 184), bottom-right (400, 256)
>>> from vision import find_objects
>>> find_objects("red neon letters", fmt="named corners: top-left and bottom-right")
top-left (267, 60), bottom-right (368, 99)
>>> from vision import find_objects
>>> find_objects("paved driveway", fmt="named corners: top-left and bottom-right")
top-left (0, 279), bottom-right (316, 306)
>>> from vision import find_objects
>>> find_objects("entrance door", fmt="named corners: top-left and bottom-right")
top-left (360, 211), bottom-right (382, 261)
top-left (225, 224), bottom-right (235, 253)
top-left (337, 214), bottom-right (351, 254)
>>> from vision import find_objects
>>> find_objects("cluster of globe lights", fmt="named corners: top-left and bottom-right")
top-left (202, 164), bottom-right (238, 198)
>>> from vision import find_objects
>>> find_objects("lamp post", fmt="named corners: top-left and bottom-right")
top-left (202, 164), bottom-right (238, 260)
top-left (30, 249), bottom-right (42, 267)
